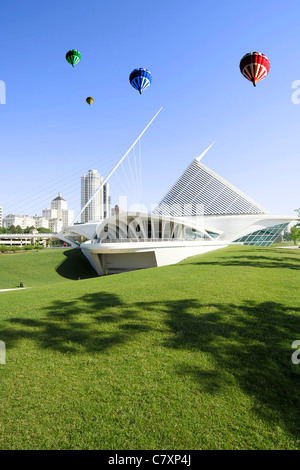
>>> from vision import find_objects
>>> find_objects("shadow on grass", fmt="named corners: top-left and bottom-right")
top-left (190, 247), bottom-right (300, 270)
top-left (162, 299), bottom-right (300, 435)
top-left (56, 249), bottom-right (98, 280)
top-left (2, 292), bottom-right (300, 435)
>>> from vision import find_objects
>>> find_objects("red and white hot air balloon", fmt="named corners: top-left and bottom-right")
top-left (239, 52), bottom-right (270, 87)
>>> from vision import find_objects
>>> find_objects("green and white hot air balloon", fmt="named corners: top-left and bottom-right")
top-left (65, 49), bottom-right (81, 67)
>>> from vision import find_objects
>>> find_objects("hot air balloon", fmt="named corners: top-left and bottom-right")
top-left (66, 49), bottom-right (81, 67)
top-left (86, 97), bottom-right (94, 105)
top-left (239, 52), bottom-right (270, 87)
top-left (129, 68), bottom-right (152, 94)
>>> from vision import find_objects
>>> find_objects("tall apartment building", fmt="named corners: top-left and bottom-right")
top-left (42, 193), bottom-right (74, 231)
top-left (0, 206), bottom-right (2, 227)
top-left (81, 170), bottom-right (110, 222)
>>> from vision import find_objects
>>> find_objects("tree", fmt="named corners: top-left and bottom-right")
top-left (36, 227), bottom-right (51, 233)
top-left (290, 226), bottom-right (300, 245)
top-left (24, 225), bottom-right (36, 233)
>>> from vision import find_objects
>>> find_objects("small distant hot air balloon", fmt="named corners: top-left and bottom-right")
top-left (129, 68), bottom-right (152, 94)
top-left (86, 97), bottom-right (94, 105)
top-left (239, 52), bottom-right (270, 87)
top-left (66, 49), bottom-right (81, 67)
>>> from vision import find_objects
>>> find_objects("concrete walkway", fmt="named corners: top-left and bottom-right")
top-left (0, 288), bottom-right (31, 292)
top-left (277, 246), bottom-right (300, 249)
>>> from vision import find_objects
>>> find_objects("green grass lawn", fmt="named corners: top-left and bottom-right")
top-left (0, 245), bottom-right (299, 449)
top-left (0, 248), bottom-right (97, 289)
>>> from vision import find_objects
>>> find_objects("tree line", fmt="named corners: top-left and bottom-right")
top-left (0, 225), bottom-right (52, 234)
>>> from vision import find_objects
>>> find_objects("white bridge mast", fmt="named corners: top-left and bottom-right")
top-left (72, 107), bottom-right (163, 225)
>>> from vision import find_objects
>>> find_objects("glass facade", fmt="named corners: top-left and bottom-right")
top-left (206, 231), bottom-right (220, 239)
top-left (184, 228), bottom-right (210, 241)
top-left (233, 223), bottom-right (288, 247)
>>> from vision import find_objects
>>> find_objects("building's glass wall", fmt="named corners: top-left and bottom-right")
top-left (233, 223), bottom-right (288, 246)
top-left (206, 231), bottom-right (220, 239)
top-left (184, 228), bottom-right (210, 241)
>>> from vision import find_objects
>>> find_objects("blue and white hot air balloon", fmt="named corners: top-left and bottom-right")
top-left (129, 68), bottom-right (152, 94)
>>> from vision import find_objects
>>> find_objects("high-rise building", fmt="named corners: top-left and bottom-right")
top-left (42, 193), bottom-right (74, 229)
top-left (81, 170), bottom-right (110, 222)
top-left (51, 193), bottom-right (68, 211)
top-left (0, 206), bottom-right (2, 227)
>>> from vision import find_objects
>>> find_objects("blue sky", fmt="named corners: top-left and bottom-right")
top-left (0, 0), bottom-right (300, 219)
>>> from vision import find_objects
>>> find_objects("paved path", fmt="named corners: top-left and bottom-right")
top-left (0, 288), bottom-right (31, 292)
top-left (277, 246), bottom-right (300, 249)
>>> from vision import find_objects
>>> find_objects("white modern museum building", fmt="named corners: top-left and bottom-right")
top-left (59, 144), bottom-right (295, 275)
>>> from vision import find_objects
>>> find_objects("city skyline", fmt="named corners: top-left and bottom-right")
top-left (1, 192), bottom-right (74, 232)
top-left (0, 166), bottom-right (111, 225)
